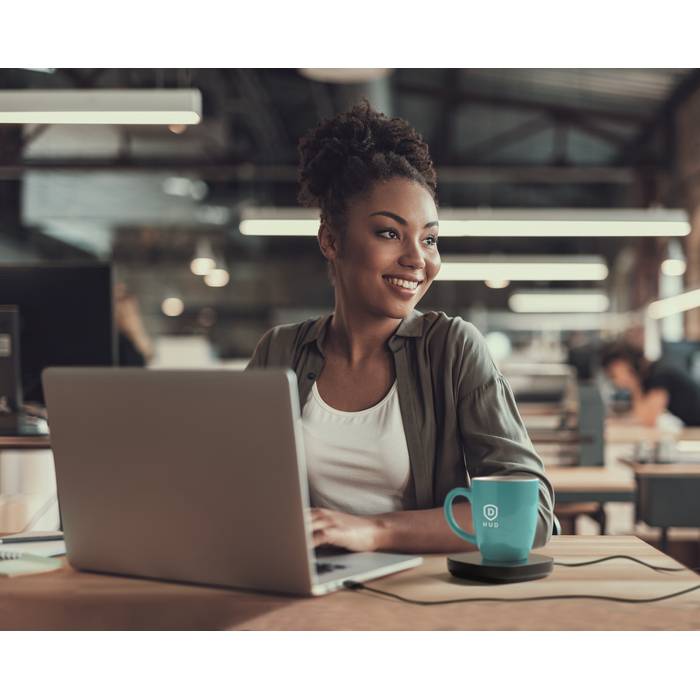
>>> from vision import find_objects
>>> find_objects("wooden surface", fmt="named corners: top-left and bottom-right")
top-left (547, 466), bottom-right (635, 503)
top-left (605, 423), bottom-right (700, 445)
top-left (0, 436), bottom-right (51, 449)
top-left (630, 463), bottom-right (700, 477)
top-left (0, 536), bottom-right (698, 630)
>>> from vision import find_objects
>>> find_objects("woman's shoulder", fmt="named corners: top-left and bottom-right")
top-left (418, 310), bottom-right (498, 388)
top-left (247, 316), bottom-right (324, 368)
top-left (419, 310), bottom-right (487, 349)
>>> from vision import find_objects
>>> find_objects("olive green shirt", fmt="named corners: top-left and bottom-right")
top-left (246, 308), bottom-right (555, 548)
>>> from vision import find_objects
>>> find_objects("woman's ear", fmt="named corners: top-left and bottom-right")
top-left (318, 223), bottom-right (340, 262)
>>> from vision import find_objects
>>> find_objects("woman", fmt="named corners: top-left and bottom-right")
top-left (247, 101), bottom-right (554, 553)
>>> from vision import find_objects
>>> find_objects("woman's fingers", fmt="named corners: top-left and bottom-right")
top-left (309, 508), bottom-right (332, 528)
top-left (312, 528), bottom-right (329, 547)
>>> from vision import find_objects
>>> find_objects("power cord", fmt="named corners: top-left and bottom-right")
top-left (342, 555), bottom-right (700, 605)
top-left (553, 554), bottom-right (700, 573)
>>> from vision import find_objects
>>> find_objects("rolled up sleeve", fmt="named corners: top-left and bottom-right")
top-left (458, 372), bottom-right (555, 548)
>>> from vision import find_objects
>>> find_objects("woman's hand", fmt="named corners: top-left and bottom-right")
top-left (309, 507), bottom-right (383, 552)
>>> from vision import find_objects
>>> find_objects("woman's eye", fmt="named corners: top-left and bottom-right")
top-left (378, 229), bottom-right (399, 239)
top-left (424, 236), bottom-right (438, 247)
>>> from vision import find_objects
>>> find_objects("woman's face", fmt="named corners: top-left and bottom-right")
top-left (320, 177), bottom-right (440, 320)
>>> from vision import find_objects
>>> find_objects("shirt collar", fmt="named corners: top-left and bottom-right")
top-left (301, 308), bottom-right (425, 352)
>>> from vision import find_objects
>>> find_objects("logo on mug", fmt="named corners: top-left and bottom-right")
top-left (483, 504), bottom-right (498, 521)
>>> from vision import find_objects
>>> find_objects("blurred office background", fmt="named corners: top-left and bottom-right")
top-left (2, 68), bottom-right (700, 553)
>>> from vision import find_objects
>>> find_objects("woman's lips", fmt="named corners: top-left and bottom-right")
top-left (384, 276), bottom-right (420, 297)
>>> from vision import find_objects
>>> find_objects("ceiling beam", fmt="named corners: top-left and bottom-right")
top-left (0, 159), bottom-right (642, 185)
top-left (617, 68), bottom-right (700, 165)
top-left (456, 116), bottom-right (552, 163)
top-left (398, 81), bottom-right (647, 124)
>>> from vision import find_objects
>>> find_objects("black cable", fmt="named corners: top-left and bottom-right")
top-left (553, 555), bottom-right (700, 573)
top-left (342, 555), bottom-right (700, 605)
top-left (342, 580), bottom-right (700, 605)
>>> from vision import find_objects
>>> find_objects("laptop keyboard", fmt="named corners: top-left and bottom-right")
top-left (315, 562), bottom-right (347, 575)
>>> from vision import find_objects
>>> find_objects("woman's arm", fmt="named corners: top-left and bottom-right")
top-left (311, 502), bottom-right (476, 554)
top-left (631, 387), bottom-right (669, 427)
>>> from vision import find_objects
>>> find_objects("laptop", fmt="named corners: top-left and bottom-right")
top-left (41, 367), bottom-right (422, 596)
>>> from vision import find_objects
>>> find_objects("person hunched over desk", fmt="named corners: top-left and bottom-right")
top-left (601, 341), bottom-right (700, 427)
top-left (246, 101), bottom-right (555, 555)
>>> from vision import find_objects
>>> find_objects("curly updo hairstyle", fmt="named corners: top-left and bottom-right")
top-left (297, 100), bottom-right (438, 232)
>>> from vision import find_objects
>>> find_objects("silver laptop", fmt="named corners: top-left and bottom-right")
top-left (42, 367), bottom-right (422, 596)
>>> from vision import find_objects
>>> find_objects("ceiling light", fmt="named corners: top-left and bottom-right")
top-left (161, 297), bottom-right (184, 317)
top-left (0, 89), bottom-right (202, 124)
top-left (661, 259), bottom-right (687, 276)
top-left (168, 124), bottom-right (188, 134)
top-left (437, 256), bottom-right (608, 281)
top-left (299, 68), bottom-right (393, 83)
top-left (437, 208), bottom-right (689, 238)
top-left (238, 207), bottom-right (688, 238)
top-left (509, 291), bottom-right (610, 313)
top-left (485, 280), bottom-right (510, 289)
top-left (190, 238), bottom-right (215, 276)
top-left (204, 269), bottom-right (230, 288)
top-left (191, 258), bottom-right (216, 275)
top-left (648, 288), bottom-right (700, 319)
top-left (661, 239), bottom-right (687, 276)
top-left (240, 218), bottom-right (319, 237)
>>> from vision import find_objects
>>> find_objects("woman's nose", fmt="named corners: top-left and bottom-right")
top-left (399, 239), bottom-right (427, 269)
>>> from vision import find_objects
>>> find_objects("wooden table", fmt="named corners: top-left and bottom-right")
top-left (0, 536), bottom-right (698, 630)
top-left (0, 436), bottom-right (51, 449)
top-left (548, 466), bottom-right (636, 504)
top-left (605, 423), bottom-right (700, 445)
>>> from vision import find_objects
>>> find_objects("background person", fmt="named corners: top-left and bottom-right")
top-left (601, 340), bottom-right (700, 427)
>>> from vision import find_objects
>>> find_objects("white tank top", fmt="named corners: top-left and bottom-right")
top-left (301, 380), bottom-right (411, 515)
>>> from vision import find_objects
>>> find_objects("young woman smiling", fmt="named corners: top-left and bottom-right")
top-left (247, 101), bottom-right (554, 554)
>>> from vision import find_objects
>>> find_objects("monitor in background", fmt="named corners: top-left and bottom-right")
top-left (0, 263), bottom-right (116, 405)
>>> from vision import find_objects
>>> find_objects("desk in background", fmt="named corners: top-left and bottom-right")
top-left (625, 462), bottom-right (700, 551)
top-left (548, 465), bottom-right (635, 535)
top-left (0, 536), bottom-right (698, 630)
top-left (548, 466), bottom-right (635, 504)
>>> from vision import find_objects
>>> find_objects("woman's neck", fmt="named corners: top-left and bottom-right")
top-left (327, 304), bottom-right (402, 367)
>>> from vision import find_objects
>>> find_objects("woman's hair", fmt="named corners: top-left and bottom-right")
top-left (297, 100), bottom-right (437, 231)
top-left (600, 340), bottom-right (646, 376)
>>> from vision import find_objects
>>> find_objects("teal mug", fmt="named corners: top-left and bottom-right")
top-left (444, 476), bottom-right (540, 562)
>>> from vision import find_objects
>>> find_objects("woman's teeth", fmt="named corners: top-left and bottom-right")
top-left (386, 277), bottom-right (419, 290)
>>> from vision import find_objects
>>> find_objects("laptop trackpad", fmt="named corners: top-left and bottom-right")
top-left (314, 551), bottom-right (416, 583)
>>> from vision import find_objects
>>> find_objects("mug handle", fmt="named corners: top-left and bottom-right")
top-left (443, 487), bottom-right (477, 545)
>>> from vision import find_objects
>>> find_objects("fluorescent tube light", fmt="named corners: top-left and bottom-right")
top-left (438, 219), bottom-right (689, 237)
top-left (240, 218), bottom-right (319, 237)
top-left (648, 288), bottom-right (700, 319)
top-left (239, 207), bottom-right (688, 238)
top-left (0, 89), bottom-right (202, 124)
top-left (437, 256), bottom-right (608, 281)
top-left (509, 291), bottom-right (610, 313)
top-left (299, 68), bottom-right (393, 83)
